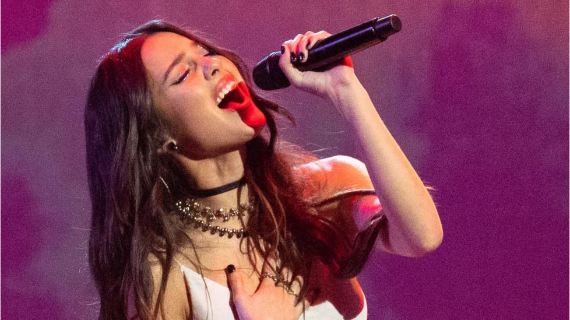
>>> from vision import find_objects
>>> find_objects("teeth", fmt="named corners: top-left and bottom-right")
top-left (216, 81), bottom-right (236, 107)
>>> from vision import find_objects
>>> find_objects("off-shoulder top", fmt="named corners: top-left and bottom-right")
top-left (177, 156), bottom-right (385, 319)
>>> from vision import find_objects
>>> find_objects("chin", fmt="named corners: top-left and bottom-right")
top-left (240, 124), bottom-right (257, 139)
top-left (226, 131), bottom-right (256, 150)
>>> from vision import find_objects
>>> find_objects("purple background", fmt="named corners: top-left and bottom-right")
top-left (2, 0), bottom-right (568, 319)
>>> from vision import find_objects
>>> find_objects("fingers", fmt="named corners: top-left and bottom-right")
top-left (287, 274), bottom-right (303, 299)
top-left (278, 44), bottom-right (302, 85)
top-left (258, 261), bottom-right (281, 291)
top-left (259, 264), bottom-right (303, 302)
top-left (227, 264), bottom-right (248, 303)
top-left (282, 31), bottom-right (331, 64)
top-left (289, 33), bottom-right (303, 63)
top-left (295, 31), bottom-right (314, 63)
top-left (280, 271), bottom-right (308, 314)
top-left (278, 30), bottom-right (333, 88)
top-left (297, 31), bottom-right (331, 63)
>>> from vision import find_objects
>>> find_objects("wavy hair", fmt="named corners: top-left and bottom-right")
top-left (85, 20), bottom-right (379, 319)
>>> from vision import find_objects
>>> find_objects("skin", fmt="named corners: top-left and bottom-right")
top-left (142, 33), bottom-right (302, 318)
top-left (142, 32), bottom-right (256, 192)
top-left (281, 31), bottom-right (443, 257)
top-left (141, 31), bottom-right (443, 319)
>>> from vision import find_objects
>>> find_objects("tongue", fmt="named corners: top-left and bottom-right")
top-left (220, 81), bottom-right (267, 133)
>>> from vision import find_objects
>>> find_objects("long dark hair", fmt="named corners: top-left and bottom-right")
top-left (85, 20), bottom-right (380, 319)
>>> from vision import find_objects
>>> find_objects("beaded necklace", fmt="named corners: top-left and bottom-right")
top-left (174, 195), bottom-right (255, 239)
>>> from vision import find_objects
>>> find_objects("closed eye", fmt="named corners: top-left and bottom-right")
top-left (172, 51), bottom-right (217, 85)
top-left (173, 69), bottom-right (190, 85)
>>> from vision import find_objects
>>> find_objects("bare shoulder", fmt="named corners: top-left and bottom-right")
top-left (147, 253), bottom-right (190, 319)
top-left (294, 155), bottom-right (374, 201)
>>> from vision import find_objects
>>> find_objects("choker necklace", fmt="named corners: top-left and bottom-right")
top-left (174, 196), bottom-right (255, 238)
top-left (187, 177), bottom-right (246, 198)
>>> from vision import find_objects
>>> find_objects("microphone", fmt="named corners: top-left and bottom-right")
top-left (253, 14), bottom-right (402, 90)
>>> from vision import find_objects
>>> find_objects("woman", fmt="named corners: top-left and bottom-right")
top-left (85, 20), bottom-right (442, 319)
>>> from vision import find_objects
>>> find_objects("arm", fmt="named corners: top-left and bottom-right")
top-left (280, 32), bottom-right (443, 258)
top-left (331, 85), bottom-right (442, 258)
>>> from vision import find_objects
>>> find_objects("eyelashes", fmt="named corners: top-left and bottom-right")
top-left (173, 69), bottom-right (190, 85)
top-left (172, 50), bottom-right (218, 85)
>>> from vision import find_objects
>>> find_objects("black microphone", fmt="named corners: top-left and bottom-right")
top-left (253, 14), bottom-right (402, 90)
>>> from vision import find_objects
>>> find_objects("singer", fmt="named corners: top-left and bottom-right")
top-left (85, 20), bottom-right (442, 320)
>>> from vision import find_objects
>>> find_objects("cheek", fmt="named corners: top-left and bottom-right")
top-left (219, 58), bottom-right (243, 81)
top-left (165, 98), bottom-right (223, 144)
top-left (163, 88), bottom-right (209, 121)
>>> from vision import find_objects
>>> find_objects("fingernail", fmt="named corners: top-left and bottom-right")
top-left (281, 46), bottom-right (285, 54)
top-left (298, 52), bottom-right (305, 62)
top-left (290, 53), bottom-right (297, 63)
top-left (227, 264), bottom-right (235, 274)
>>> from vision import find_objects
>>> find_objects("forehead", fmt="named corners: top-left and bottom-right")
top-left (141, 32), bottom-right (197, 74)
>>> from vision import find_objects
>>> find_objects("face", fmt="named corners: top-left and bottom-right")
top-left (141, 32), bottom-right (265, 159)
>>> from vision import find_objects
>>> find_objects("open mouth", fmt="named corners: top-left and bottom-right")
top-left (217, 82), bottom-right (248, 110)
top-left (216, 80), bottom-right (237, 108)
top-left (214, 81), bottom-right (267, 132)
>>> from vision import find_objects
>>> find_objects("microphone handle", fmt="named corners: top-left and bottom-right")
top-left (296, 14), bottom-right (402, 71)
top-left (253, 14), bottom-right (401, 90)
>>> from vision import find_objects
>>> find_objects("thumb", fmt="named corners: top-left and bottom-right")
top-left (226, 265), bottom-right (248, 302)
top-left (278, 44), bottom-right (303, 85)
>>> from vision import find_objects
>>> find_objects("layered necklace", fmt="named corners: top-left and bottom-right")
top-left (172, 178), bottom-right (297, 297)
top-left (173, 177), bottom-right (255, 239)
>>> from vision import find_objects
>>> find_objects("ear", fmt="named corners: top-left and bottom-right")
top-left (158, 139), bottom-right (179, 155)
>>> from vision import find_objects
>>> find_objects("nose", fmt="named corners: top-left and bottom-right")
top-left (202, 56), bottom-right (221, 80)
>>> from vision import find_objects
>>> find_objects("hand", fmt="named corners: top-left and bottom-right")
top-left (227, 264), bottom-right (304, 320)
top-left (279, 31), bottom-right (360, 100)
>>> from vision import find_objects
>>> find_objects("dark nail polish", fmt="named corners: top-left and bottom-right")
top-left (227, 264), bottom-right (235, 274)
top-left (290, 53), bottom-right (297, 63)
top-left (281, 46), bottom-right (285, 54)
top-left (299, 52), bottom-right (305, 62)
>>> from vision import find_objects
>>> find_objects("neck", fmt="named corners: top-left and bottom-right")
top-left (175, 147), bottom-right (250, 207)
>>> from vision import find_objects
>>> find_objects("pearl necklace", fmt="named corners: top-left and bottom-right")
top-left (174, 196), bottom-right (256, 238)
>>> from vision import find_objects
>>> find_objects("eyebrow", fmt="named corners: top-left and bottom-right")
top-left (162, 42), bottom-right (202, 85)
top-left (162, 52), bottom-right (185, 85)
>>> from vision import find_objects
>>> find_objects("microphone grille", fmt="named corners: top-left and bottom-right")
top-left (253, 52), bottom-right (291, 90)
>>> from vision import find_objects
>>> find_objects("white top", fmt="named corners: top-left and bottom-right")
top-left (177, 156), bottom-right (378, 319)
top-left (178, 263), bottom-right (368, 320)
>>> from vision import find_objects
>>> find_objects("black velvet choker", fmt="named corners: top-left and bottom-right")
top-left (188, 177), bottom-right (246, 198)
